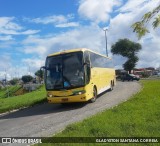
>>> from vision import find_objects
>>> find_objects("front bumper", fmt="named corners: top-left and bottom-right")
top-left (47, 94), bottom-right (88, 103)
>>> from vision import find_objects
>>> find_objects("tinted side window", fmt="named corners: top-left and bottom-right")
top-left (90, 52), bottom-right (100, 67)
top-left (90, 52), bottom-right (113, 68)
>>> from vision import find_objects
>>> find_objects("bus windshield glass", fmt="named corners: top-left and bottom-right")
top-left (45, 52), bottom-right (84, 90)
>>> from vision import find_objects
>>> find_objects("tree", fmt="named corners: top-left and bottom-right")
top-left (132, 5), bottom-right (160, 39)
top-left (9, 78), bottom-right (19, 85)
top-left (35, 70), bottom-right (43, 79)
top-left (111, 38), bottom-right (142, 73)
top-left (22, 75), bottom-right (33, 83)
top-left (35, 70), bottom-right (44, 83)
top-left (123, 56), bottom-right (138, 72)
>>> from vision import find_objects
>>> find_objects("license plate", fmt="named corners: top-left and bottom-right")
top-left (62, 98), bottom-right (68, 102)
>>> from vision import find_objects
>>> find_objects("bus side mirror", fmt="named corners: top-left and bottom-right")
top-left (40, 66), bottom-right (46, 70)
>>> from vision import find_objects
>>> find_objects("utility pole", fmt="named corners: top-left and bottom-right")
top-left (5, 69), bottom-right (9, 98)
top-left (103, 27), bottom-right (108, 57)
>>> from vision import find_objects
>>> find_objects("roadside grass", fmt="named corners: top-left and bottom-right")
top-left (0, 85), bottom-right (46, 113)
top-left (0, 85), bottom-right (21, 98)
top-left (38, 80), bottom-right (160, 146)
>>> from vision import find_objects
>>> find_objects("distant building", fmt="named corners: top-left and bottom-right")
top-left (133, 67), bottom-right (156, 77)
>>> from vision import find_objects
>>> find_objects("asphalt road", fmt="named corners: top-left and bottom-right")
top-left (0, 81), bottom-right (141, 138)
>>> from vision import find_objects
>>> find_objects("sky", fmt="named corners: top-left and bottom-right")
top-left (0, 0), bottom-right (160, 80)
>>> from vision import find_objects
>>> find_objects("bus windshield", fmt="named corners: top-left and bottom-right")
top-left (45, 52), bottom-right (84, 90)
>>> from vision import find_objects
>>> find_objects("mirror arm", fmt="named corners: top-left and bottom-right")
top-left (40, 66), bottom-right (46, 71)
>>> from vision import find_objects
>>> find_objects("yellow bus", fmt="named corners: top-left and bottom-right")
top-left (43, 48), bottom-right (116, 103)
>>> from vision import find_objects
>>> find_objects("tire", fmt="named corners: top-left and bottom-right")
top-left (109, 82), bottom-right (113, 91)
top-left (90, 87), bottom-right (97, 103)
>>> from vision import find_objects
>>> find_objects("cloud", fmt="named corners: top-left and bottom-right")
top-left (0, 55), bottom-right (11, 70)
top-left (137, 30), bottom-right (160, 68)
top-left (108, 0), bottom-right (160, 68)
top-left (109, 0), bottom-right (160, 39)
top-left (22, 24), bottom-right (105, 57)
top-left (0, 17), bottom-right (22, 30)
top-left (22, 58), bottom-right (45, 75)
top-left (0, 29), bottom-right (40, 35)
top-left (28, 14), bottom-right (79, 28)
top-left (22, 58), bottom-right (44, 67)
top-left (20, 30), bottom-right (40, 35)
top-left (0, 54), bottom-right (44, 80)
top-left (23, 45), bottom-right (47, 56)
top-left (0, 54), bottom-right (12, 80)
top-left (55, 22), bottom-right (79, 28)
top-left (31, 15), bottom-right (68, 24)
top-left (118, 0), bottom-right (157, 13)
top-left (0, 35), bottom-right (13, 41)
top-left (0, 40), bottom-right (16, 49)
top-left (0, 17), bottom-right (40, 35)
top-left (78, 0), bottom-right (122, 23)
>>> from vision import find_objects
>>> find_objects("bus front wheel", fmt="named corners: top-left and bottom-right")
top-left (90, 87), bottom-right (97, 103)
top-left (109, 81), bottom-right (114, 91)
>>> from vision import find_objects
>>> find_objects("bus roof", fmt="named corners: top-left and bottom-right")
top-left (48, 48), bottom-right (112, 60)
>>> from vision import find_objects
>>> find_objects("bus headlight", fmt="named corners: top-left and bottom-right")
top-left (73, 90), bottom-right (86, 95)
top-left (48, 94), bottom-right (53, 97)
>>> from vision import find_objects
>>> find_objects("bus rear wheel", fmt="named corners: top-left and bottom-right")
top-left (90, 87), bottom-right (97, 103)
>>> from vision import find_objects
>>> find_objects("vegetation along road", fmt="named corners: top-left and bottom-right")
top-left (0, 81), bottom-right (140, 137)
